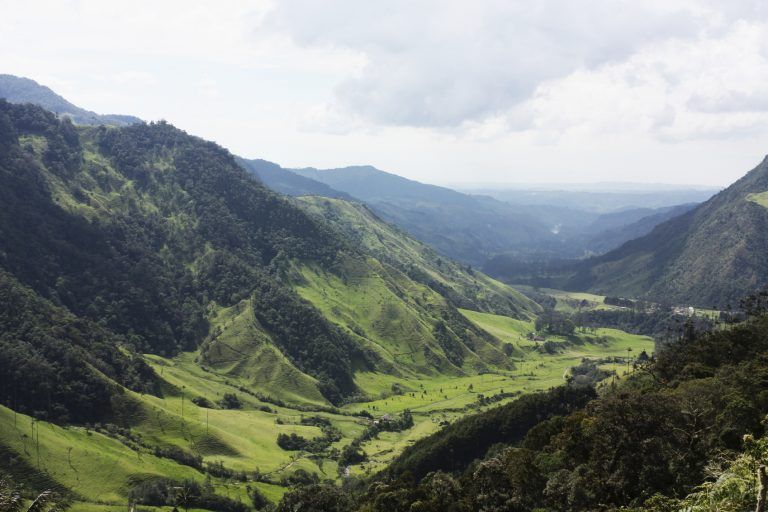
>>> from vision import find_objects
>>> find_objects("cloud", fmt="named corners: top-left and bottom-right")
top-left (519, 20), bottom-right (768, 141)
top-left (262, 0), bottom-right (706, 128)
top-left (261, 0), bottom-right (768, 144)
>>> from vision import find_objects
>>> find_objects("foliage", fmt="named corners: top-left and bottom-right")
top-left (276, 483), bottom-right (353, 512)
top-left (360, 314), bottom-right (768, 511)
top-left (535, 310), bottom-right (575, 336)
top-left (0, 475), bottom-right (69, 512)
top-left (128, 477), bottom-right (248, 512)
top-left (383, 385), bottom-right (595, 481)
top-left (250, 279), bottom-right (362, 404)
top-left (0, 270), bottom-right (158, 423)
top-left (218, 393), bottom-right (242, 410)
top-left (0, 100), bottom-right (369, 407)
top-left (276, 421), bottom-right (342, 454)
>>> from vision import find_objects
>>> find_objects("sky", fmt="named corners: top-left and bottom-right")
top-left (2, 0), bottom-right (768, 187)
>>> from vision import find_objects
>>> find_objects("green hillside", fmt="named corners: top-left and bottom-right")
top-left (353, 313), bottom-right (768, 512)
top-left (0, 99), bottom-right (656, 511)
top-left (568, 156), bottom-right (768, 307)
top-left (295, 197), bottom-right (538, 319)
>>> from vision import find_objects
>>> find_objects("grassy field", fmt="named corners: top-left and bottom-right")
top-left (513, 285), bottom-right (622, 313)
top-left (338, 308), bottom-right (654, 476)
top-left (1, 305), bottom-right (653, 510)
top-left (747, 191), bottom-right (768, 209)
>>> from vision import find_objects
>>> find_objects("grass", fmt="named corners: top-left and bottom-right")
top-left (337, 308), bottom-right (654, 475)
top-left (0, 404), bottom-right (201, 503)
top-left (296, 197), bottom-right (539, 319)
top-left (0, 349), bottom-right (370, 510)
top-left (292, 256), bottom-right (510, 377)
top-left (746, 191), bottom-right (768, 209)
top-left (513, 285), bottom-right (621, 313)
top-left (195, 300), bottom-right (328, 406)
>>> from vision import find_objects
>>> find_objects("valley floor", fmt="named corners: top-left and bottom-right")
top-left (0, 308), bottom-right (653, 511)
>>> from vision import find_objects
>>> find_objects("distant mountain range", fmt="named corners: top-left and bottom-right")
top-left (247, 159), bottom-right (710, 264)
top-left (458, 186), bottom-right (718, 213)
top-left (0, 74), bottom-right (141, 126)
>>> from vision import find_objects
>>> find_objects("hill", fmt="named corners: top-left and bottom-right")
top-left (567, 156), bottom-right (768, 307)
top-left (0, 74), bottom-right (141, 126)
top-left (0, 91), bottom-right (673, 511)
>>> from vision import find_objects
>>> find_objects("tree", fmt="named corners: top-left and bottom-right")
top-left (276, 484), bottom-right (352, 512)
top-left (0, 476), bottom-right (69, 512)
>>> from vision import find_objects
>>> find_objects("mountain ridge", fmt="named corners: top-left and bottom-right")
top-left (0, 74), bottom-right (141, 126)
top-left (567, 155), bottom-right (768, 306)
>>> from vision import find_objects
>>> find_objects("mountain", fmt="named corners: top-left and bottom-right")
top-left (292, 165), bottom-right (572, 264)
top-left (290, 165), bottom-right (706, 265)
top-left (567, 156), bottom-right (768, 307)
top-left (0, 74), bottom-right (141, 126)
top-left (240, 157), bottom-right (352, 199)
top-left (0, 99), bottom-right (537, 418)
top-left (295, 196), bottom-right (537, 319)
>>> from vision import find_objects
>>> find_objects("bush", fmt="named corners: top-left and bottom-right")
top-left (191, 396), bottom-right (214, 408)
top-left (218, 393), bottom-right (242, 410)
top-left (276, 484), bottom-right (351, 512)
top-left (251, 487), bottom-right (270, 510)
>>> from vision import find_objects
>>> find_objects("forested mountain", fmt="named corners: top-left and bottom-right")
top-left (567, 156), bottom-right (768, 307)
top-left (0, 99), bottom-right (535, 419)
top-left (289, 165), bottom-right (706, 265)
top-left (0, 74), bottom-right (141, 126)
top-left (3, 76), bottom-right (757, 512)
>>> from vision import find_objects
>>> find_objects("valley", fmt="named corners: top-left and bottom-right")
top-left (0, 72), bottom-right (766, 512)
top-left (1, 305), bottom-right (653, 511)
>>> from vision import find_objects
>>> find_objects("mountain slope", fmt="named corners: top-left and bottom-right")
top-left (0, 99), bottom-right (365, 407)
top-left (296, 197), bottom-right (537, 318)
top-left (568, 156), bottom-right (768, 306)
top-left (0, 74), bottom-right (141, 126)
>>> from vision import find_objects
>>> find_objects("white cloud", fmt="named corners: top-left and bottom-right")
top-left (262, 0), bottom-right (768, 147)
top-left (520, 20), bottom-right (768, 141)
top-left (263, 0), bottom-right (706, 127)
